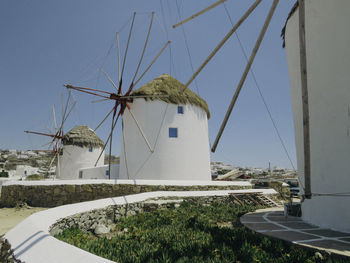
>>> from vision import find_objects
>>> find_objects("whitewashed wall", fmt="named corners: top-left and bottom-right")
top-left (285, 0), bottom-right (350, 232)
top-left (15, 165), bottom-right (39, 177)
top-left (57, 145), bottom-right (104, 180)
top-left (119, 99), bottom-right (211, 180)
top-left (79, 164), bottom-right (119, 179)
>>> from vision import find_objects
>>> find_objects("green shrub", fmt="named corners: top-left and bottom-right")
top-left (25, 174), bottom-right (45, 180)
top-left (56, 201), bottom-right (347, 263)
top-left (0, 169), bottom-right (8, 177)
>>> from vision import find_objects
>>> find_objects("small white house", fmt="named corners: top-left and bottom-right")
top-left (78, 164), bottom-right (120, 180)
top-left (57, 125), bottom-right (105, 180)
top-left (15, 165), bottom-right (39, 178)
top-left (284, 0), bottom-right (350, 232)
top-left (119, 74), bottom-right (211, 181)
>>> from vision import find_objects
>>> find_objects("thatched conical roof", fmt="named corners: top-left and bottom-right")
top-left (63, 125), bottom-right (104, 148)
top-left (131, 74), bottom-right (210, 119)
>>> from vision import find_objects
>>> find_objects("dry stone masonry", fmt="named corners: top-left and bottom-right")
top-left (50, 195), bottom-right (234, 237)
top-left (0, 183), bottom-right (250, 207)
top-left (0, 238), bottom-right (23, 263)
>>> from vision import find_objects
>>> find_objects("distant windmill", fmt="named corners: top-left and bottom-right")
top-left (24, 91), bottom-right (76, 178)
top-left (65, 12), bottom-right (170, 178)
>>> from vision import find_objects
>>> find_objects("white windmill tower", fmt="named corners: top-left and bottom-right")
top-left (66, 12), bottom-right (213, 181)
top-left (283, 0), bottom-right (350, 232)
top-left (25, 91), bottom-right (76, 179)
top-left (57, 125), bottom-right (105, 180)
top-left (119, 74), bottom-right (211, 180)
top-left (178, 0), bottom-right (350, 232)
top-left (66, 12), bottom-right (172, 179)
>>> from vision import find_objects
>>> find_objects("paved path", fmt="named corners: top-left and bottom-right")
top-left (241, 208), bottom-right (350, 257)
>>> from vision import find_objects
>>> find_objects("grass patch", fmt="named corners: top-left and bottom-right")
top-left (56, 201), bottom-right (347, 263)
top-left (25, 174), bottom-right (46, 180)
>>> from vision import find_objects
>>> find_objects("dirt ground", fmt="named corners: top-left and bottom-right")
top-left (0, 206), bottom-right (47, 236)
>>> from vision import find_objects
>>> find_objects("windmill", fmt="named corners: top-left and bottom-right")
top-left (65, 12), bottom-right (171, 178)
top-left (24, 91), bottom-right (76, 178)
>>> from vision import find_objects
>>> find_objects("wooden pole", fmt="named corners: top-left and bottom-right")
top-left (134, 40), bottom-right (170, 86)
top-left (211, 0), bottom-right (279, 152)
top-left (130, 12), bottom-right (154, 88)
top-left (183, 0), bottom-right (262, 91)
top-left (127, 107), bottom-right (154, 153)
top-left (116, 32), bottom-right (121, 83)
top-left (122, 119), bottom-right (131, 179)
top-left (108, 116), bottom-right (114, 179)
top-left (298, 0), bottom-right (311, 199)
top-left (173, 0), bottom-right (227, 29)
top-left (101, 68), bottom-right (119, 91)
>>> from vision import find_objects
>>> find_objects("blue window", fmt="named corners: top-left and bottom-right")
top-left (178, 106), bottom-right (184, 114)
top-left (89, 147), bottom-right (93, 152)
top-left (105, 170), bottom-right (109, 176)
top-left (169, 128), bottom-right (178, 138)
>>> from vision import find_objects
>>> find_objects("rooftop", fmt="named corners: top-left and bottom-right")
top-left (63, 126), bottom-right (104, 148)
top-left (132, 74), bottom-right (210, 119)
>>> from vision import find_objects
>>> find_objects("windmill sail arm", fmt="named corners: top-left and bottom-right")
top-left (173, 0), bottom-right (227, 28)
top-left (24, 130), bottom-right (63, 139)
top-left (126, 107), bottom-right (154, 153)
top-left (183, 0), bottom-right (263, 91)
top-left (129, 11), bottom-right (155, 93)
top-left (65, 85), bottom-right (112, 99)
top-left (134, 40), bottom-right (171, 86)
top-left (211, 0), bottom-right (279, 152)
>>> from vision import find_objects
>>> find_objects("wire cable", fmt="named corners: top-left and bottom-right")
top-left (175, 0), bottom-right (200, 95)
top-left (223, 3), bottom-right (296, 171)
top-left (158, 2), bottom-right (177, 78)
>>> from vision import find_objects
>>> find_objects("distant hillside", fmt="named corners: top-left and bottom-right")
top-left (104, 155), bottom-right (120, 165)
top-left (0, 149), bottom-right (119, 172)
top-left (0, 149), bottom-right (54, 172)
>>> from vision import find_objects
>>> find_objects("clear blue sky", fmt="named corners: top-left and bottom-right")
top-left (0, 0), bottom-right (297, 169)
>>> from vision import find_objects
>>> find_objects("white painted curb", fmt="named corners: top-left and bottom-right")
top-left (5, 189), bottom-right (276, 263)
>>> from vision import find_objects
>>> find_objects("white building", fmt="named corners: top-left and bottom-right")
top-left (57, 125), bottom-right (105, 180)
top-left (284, 0), bottom-right (350, 232)
top-left (78, 164), bottom-right (119, 180)
top-left (119, 74), bottom-right (211, 181)
top-left (15, 165), bottom-right (39, 178)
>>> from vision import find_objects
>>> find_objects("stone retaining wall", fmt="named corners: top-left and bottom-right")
top-left (0, 183), bottom-right (250, 208)
top-left (0, 238), bottom-right (22, 263)
top-left (50, 195), bottom-right (232, 236)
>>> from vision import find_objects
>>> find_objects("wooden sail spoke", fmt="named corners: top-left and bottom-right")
top-left (211, 0), bottom-right (279, 152)
top-left (116, 32), bottom-right (121, 83)
top-left (101, 68), bottom-right (119, 91)
top-left (91, 98), bottom-right (110, 103)
top-left (183, 0), bottom-right (262, 91)
top-left (62, 101), bottom-right (77, 127)
top-left (134, 40), bottom-right (171, 86)
top-left (65, 85), bottom-right (112, 98)
top-left (94, 107), bottom-right (114, 131)
top-left (52, 105), bottom-right (58, 133)
top-left (128, 12), bottom-right (155, 95)
top-left (120, 12), bottom-right (137, 91)
top-left (24, 130), bottom-right (63, 139)
top-left (173, 0), bottom-right (227, 28)
top-left (126, 107), bottom-right (154, 153)
top-left (95, 111), bottom-right (121, 167)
